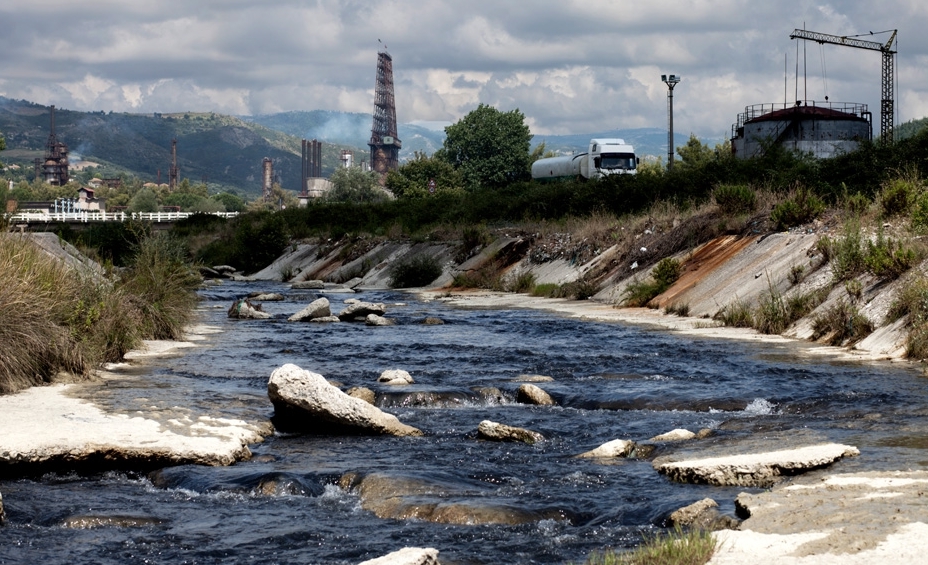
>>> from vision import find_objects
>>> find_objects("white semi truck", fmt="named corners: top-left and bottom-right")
top-left (531, 138), bottom-right (638, 180)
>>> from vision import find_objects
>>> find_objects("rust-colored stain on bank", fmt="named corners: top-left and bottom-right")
top-left (654, 235), bottom-right (757, 308)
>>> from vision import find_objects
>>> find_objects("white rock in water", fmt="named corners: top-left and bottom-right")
top-left (650, 428), bottom-right (696, 442)
top-left (577, 439), bottom-right (636, 458)
top-left (288, 297), bottom-right (331, 322)
top-left (654, 443), bottom-right (860, 487)
top-left (267, 364), bottom-right (422, 437)
top-left (378, 369), bottom-right (414, 385)
top-left (356, 547), bottom-right (440, 565)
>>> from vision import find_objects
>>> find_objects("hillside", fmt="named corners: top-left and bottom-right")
top-left (0, 97), bottom-right (365, 196)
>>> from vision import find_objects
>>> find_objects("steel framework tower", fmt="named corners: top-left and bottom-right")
top-left (790, 28), bottom-right (897, 143)
top-left (369, 50), bottom-right (401, 176)
top-left (42, 105), bottom-right (70, 186)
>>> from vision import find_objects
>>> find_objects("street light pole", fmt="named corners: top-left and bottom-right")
top-left (661, 74), bottom-right (681, 170)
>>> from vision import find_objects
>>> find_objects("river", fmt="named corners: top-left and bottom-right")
top-left (2, 281), bottom-right (927, 564)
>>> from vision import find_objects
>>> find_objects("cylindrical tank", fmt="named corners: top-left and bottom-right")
top-left (531, 154), bottom-right (586, 180)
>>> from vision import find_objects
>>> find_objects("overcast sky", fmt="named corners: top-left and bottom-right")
top-left (1, 1), bottom-right (926, 140)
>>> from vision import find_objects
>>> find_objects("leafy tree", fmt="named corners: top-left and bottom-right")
top-left (325, 167), bottom-right (389, 203)
top-left (212, 192), bottom-right (245, 212)
top-left (437, 104), bottom-right (532, 190)
top-left (385, 152), bottom-right (465, 198)
top-left (676, 134), bottom-right (715, 169)
top-left (128, 187), bottom-right (159, 213)
top-left (529, 141), bottom-right (556, 163)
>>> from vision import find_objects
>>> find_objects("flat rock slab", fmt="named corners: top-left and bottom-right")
top-left (0, 384), bottom-right (269, 475)
top-left (654, 443), bottom-right (859, 487)
top-left (710, 471), bottom-right (928, 564)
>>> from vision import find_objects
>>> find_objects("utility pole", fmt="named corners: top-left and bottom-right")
top-left (661, 74), bottom-right (681, 170)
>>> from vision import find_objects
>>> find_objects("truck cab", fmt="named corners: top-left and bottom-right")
top-left (588, 139), bottom-right (638, 177)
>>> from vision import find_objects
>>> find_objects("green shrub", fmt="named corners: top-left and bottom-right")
top-left (825, 221), bottom-right (866, 281)
top-left (770, 186), bottom-right (825, 230)
top-left (843, 191), bottom-right (871, 216)
top-left (886, 275), bottom-right (928, 359)
top-left (452, 260), bottom-right (504, 290)
top-left (788, 264), bottom-right (806, 285)
top-left (864, 231), bottom-right (919, 280)
top-left (714, 184), bottom-right (756, 215)
top-left (388, 255), bottom-right (444, 288)
top-left (879, 176), bottom-right (920, 217)
top-left (811, 299), bottom-right (874, 345)
top-left (530, 283), bottom-right (561, 297)
top-left (623, 258), bottom-right (683, 307)
top-left (911, 192), bottom-right (928, 233)
top-left (506, 271), bottom-right (537, 293)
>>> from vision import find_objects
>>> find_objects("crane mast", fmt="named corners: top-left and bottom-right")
top-left (790, 28), bottom-right (897, 143)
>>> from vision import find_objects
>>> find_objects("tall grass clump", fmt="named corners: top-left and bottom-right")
top-left (887, 275), bottom-right (928, 359)
top-left (388, 254), bottom-right (444, 288)
top-left (1, 232), bottom-right (203, 394)
top-left (622, 258), bottom-right (682, 307)
top-left (0, 235), bottom-right (91, 392)
top-left (714, 298), bottom-right (753, 327)
top-left (811, 299), bottom-right (874, 345)
top-left (119, 233), bottom-right (202, 341)
top-left (578, 526), bottom-right (717, 565)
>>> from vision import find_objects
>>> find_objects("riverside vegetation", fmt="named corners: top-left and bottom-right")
top-left (0, 226), bottom-right (201, 394)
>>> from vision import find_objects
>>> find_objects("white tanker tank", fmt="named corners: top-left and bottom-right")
top-left (531, 138), bottom-right (638, 180)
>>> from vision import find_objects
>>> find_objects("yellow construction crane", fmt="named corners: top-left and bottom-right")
top-left (790, 28), bottom-right (898, 143)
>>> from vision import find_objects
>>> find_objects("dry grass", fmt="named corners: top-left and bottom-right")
top-left (0, 233), bottom-right (200, 394)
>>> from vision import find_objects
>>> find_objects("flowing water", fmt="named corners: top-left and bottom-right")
top-left (3, 281), bottom-right (928, 564)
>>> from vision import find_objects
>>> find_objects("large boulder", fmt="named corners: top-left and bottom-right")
top-left (576, 439), bottom-right (636, 458)
top-left (516, 383), bottom-right (554, 406)
top-left (366, 314), bottom-right (396, 326)
top-left (477, 420), bottom-right (544, 444)
top-left (339, 301), bottom-right (387, 321)
top-left (357, 547), bottom-right (440, 565)
top-left (267, 364), bottom-right (422, 436)
top-left (288, 298), bottom-right (332, 322)
top-left (228, 299), bottom-right (271, 319)
top-left (667, 498), bottom-right (739, 530)
top-left (654, 443), bottom-right (860, 487)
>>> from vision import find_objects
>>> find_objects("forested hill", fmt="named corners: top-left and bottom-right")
top-left (0, 97), bottom-right (365, 196)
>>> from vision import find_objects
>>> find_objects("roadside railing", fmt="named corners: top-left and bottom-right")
top-left (6, 211), bottom-right (240, 224)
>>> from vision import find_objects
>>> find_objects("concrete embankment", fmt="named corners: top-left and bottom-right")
top-left (248, 228), bottom-right (913, 362)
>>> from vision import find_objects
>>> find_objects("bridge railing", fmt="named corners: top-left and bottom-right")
top-left (6, 211), bottom-right (240, 224)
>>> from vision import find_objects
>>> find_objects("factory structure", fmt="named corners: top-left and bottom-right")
top-left (368, 49), bottom-right (401, 178)
top-left (731, 28), bottom-right (897, 160)
top-left (34, 105), bottom-right (70, 186)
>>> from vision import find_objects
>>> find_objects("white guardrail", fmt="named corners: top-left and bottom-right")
top-left (7, 211), bottom-right (240, 223)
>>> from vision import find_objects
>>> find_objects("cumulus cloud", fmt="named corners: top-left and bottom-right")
top-left (0, 0), bottom-right (924, 137)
